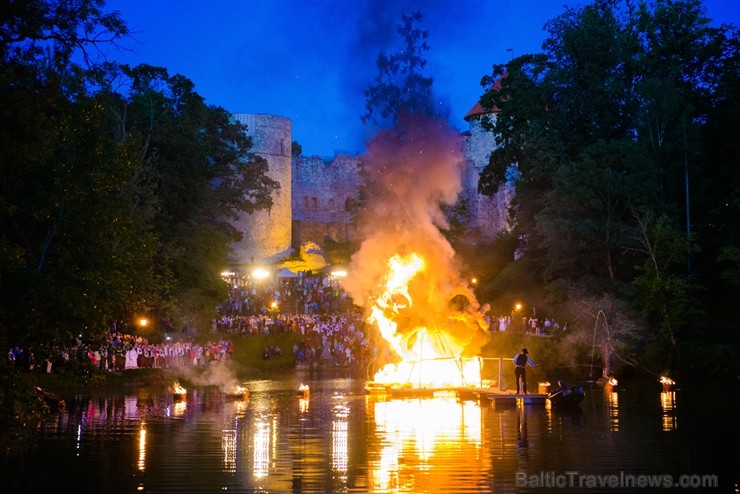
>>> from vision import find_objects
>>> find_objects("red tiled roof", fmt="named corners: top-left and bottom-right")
top-left (464, 73), bottom-right (507, 121)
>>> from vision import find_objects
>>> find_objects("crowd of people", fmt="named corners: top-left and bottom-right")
top-left (215, 271), bottom-right (374, 371)
top-left (7, 334), bottom-right (235, 374)
top-left (6, 270), bottom-right (564, 375)
top-left (488, 315), bottom-right (566, 335)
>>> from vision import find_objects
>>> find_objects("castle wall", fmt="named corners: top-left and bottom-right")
top-left (228, 110), bottom-right (511, 262)
top-left (228, 113), bottom-right (292, 265)
top-left (291, 154), bottom-right (362, 246)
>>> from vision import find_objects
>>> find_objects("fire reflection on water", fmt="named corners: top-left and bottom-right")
top-left (607, 389), bottom-right (619, 431)
top-left (332, 401), bottom-right (350, 473)
top-left (252, 419), bottom-right (273, 479)
top-left (137, 423), bottom-right (147, 471)
top-left (369, 397), bottom-right (482, 492)
top-left (660, 391), bottom-right (677, 431)
top-left (222, 426), bottom-right (237, 473)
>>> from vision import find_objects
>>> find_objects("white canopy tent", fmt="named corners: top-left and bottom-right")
top-left (276, 268), bottom-right (298, 279)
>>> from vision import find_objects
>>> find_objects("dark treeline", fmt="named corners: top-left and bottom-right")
top-left (474, 0), bottom-right (739, 378)
top-left (0, 1), bottom-right (278, 356)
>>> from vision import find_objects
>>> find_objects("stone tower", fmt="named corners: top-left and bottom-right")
top-left (229, 113), bottom-right (293, 265)
top-left (460, 77), bottom-right (513, 243)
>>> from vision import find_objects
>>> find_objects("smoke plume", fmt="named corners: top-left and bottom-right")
top-left (342, 114), bottom-right (488, 359)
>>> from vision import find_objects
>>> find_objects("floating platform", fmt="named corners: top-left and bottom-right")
top-left (365, 382), bottom-right (548, 407)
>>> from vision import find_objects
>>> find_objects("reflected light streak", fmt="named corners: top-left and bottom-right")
top-left (137, 422), bottom-right (147, 471)
top-left (375, 445), bottom-right (400, 492)
top-left (253, 421), bottom-right (270, 479)
top-left (371, 397), bottom-right (481, 490)
top-left (660, 391), bottom-right (677, 431)
top-left (333, 400), bottom-right (350, 473)
top-left (222, 428), bottom-right (237, 473)
top-left (76, 424), bottom-right (82, 456)
top-left (332, 419), bottom-right (349, 473)
top-left (608, 391), bottom-right (619, 431)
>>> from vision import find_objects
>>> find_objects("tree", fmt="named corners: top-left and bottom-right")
top-left (98, 62), bottom-right (279, 334)
top-left (475, 0), bottom-right (738, 372)
top-left (361, 11), bottom-right (435, 126)
top-left (0, 0), bottom-right (135, 346)
top-left (0, 1), bottom-right (279, 350)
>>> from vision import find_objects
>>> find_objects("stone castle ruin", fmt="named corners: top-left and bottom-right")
top-left (228, 98), bottom-right (513, 268)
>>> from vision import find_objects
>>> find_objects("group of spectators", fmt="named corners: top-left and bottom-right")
top-left (6, 269), bottom-right (566, 375)
top-left (214, 270), bottom-right (374, 371)
top-left (487, 315), bottom-right (566, 335)
top-left (217, 270), bottom-right (352, 318)
top-left (6, 334), bottom-right (235, 374)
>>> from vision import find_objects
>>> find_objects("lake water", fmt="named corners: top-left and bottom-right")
top-left (6, 373), bottom-right (737, 493)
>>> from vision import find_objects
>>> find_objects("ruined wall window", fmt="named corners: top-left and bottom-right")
top-left (311, 197), bottom-right (318, 209)
top-left (344, 197), bottom-right (356, 212)
top-left (303, 196), bottom-right (309, 208)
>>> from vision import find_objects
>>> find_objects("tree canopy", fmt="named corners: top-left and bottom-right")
top-left (476, 0), bottom-right (739, 374)
top-left (0, 0), bottom-right (277, 351)
top-left (361, 11), bottom-right (436, 126)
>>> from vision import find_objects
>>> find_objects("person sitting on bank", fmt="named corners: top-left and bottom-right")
top-left (513, 348), bottom-right (537, 394)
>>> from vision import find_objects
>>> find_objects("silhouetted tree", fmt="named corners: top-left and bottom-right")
top-left (361, 11), bottom-right (435, 126)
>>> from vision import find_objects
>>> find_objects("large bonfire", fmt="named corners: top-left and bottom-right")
top-left (342, 114), bottom-right (490, 389)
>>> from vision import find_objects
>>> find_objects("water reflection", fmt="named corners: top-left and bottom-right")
top-left (606, 388), bottom-right (619, 431)
top-left (368, 396), bottom-right (483, 493)
top-left (137, 423), bottom-right (147, 471)
top-left (660, 390), bottom-right (677, 431)
top-left (18, 377), bottom-right (733, 494)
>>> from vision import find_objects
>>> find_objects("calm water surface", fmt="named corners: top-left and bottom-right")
top-left (7, 374), bottom-right (738, 493)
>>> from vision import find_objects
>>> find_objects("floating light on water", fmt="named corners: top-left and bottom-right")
top-left (172, 382), bottom-right (187, 400)
top-left (659, 376), bottom-right (676, 391)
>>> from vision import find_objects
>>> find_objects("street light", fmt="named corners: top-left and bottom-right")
top-left (139, 318), bottom-right (149, 328)
top-left (252, 268), bottom-right (270, 280)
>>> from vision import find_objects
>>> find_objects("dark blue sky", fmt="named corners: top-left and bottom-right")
top-left (103, 0), bottom-right (739, 157)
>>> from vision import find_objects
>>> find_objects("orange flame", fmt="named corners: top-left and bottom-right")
top-left (370, 253), bottom-right (481, 388)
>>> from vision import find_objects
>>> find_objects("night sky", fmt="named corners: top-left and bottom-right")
top-left (101, 0), bottom-right (740, 157)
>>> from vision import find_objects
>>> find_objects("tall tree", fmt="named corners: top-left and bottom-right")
top-left (0, 0), bottom-right (134, 346)
top-left (361, 11), bottom-right (435, 126)
top-left (105, 63), bottom-right (278, 332)
top-left (0, 1), bottom-right (279, 350)
top-left (476, 0), bottom-right (738, 372)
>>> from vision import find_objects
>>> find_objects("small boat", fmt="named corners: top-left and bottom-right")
top-left (35, 386), bottom-right (66, 412)
top-left (547, 385), bottom-right (585, 409)
top-left (172, 382), bottom-right (187, 401)
top-left (225, 385), bottom-right (249, 400)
